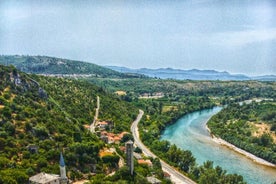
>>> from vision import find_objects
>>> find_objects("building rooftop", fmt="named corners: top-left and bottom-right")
top-left (98, 121), bottom-right (108, 125)
top-left (126, 140), bottom-right (133, 145)
top-left (138, 159), bottom-right (152, 166)
top-left (29, 172), bottom-right (60, 183)
top-left (119, 131), bottom-right (129, 138)
top-left (163, 171), bottom-right (171, 178)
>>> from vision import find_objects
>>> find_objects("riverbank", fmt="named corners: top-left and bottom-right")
top-left (131, 110), bottom-right (196, 184)
top-left (206, 126), bottom-right (276, 168)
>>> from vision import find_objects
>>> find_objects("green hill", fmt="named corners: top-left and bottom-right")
top-left (0, 64), bottom-right (138, 183)
top-left (208, 101), bottom-right (276, 164)
top-left (0, 55), bottom-right (142, 78)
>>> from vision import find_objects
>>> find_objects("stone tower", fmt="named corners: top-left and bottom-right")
top-left (59, 152), bottom-right (68, 184)
top-left (125, 140), bottom-right (134, 175)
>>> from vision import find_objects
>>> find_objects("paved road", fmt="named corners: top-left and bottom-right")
top-left (131, 109), bottom-right (196, 184)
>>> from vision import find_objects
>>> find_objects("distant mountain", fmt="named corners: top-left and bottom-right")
top-left (0, 55), bottom-right (143, 78)
top-left (251, 75), bottom-right (276, 81)
top-left (1, 55), bottom-right (274, 80)
top-left (107, 66), bottom-right (276, 81)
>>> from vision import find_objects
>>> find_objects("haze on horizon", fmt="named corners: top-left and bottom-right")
top-left (0, 0), bottom-right (276, 76)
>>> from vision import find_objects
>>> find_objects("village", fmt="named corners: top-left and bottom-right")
top-left (86, 118), bottom-right (171, 184)
top-left (29, 97), bottom-right (171, 184)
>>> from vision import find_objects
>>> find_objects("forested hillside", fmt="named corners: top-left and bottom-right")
top-left (0, 65), bottom-right (138, 183)
top-left (208, 101), bottom-right (276, 164)
top-left (0, 55), bottom-right (144, 78)
top-left (90, 78), bottom-right (276, 102)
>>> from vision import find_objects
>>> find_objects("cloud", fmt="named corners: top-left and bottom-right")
top-left (210, 28), bottom-right (276, 47)
top-left (166, 28), bottom-right (276, 49)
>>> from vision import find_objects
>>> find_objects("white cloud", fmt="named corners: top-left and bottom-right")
top-left (166, 28), bottom-right (276, 48)
top-left (210, 28), bottom-right (276, 47)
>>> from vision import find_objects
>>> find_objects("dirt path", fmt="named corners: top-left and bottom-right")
top-left (90, 96), bottom-right (100, 133)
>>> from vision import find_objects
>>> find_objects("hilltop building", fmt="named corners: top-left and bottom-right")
top-left (29, 152), bottom-right (69, 184)
top-left (125, 140), bottom-right (134, 175)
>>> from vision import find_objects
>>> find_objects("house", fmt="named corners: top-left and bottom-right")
top-left (137, 159), bottom-right (152, 167)
top-left (147, 176), bottom-right (161, 184)
top-left (113, 136), bottom-right (121, 144)
top-left (163, 172), bottom-right (171, 180)
top-left (100, 131), bottom-right (108, 136)
top-left (97, 121), bottom-right (114, 130)
top-left (108, 137), bottom-right (114, 144)
top-left (29, 173), bottom-right (60, 184)
top-left (100, 135), bottom-right (109, 144)
top-left (97, 121), bottom-right (108, 129)
top-left (100, 131), bottom-right (127, 144)
top-left (119, 146), bottom-right (126, 152)
top-left (119, 132), bottom-right (129, 139)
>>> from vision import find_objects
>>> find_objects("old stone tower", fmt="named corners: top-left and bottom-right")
top-left (125, 140), bottom-right (134, 175)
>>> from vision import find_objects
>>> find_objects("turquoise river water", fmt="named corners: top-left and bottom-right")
top-left (160, 107), bottom-right (276, 184)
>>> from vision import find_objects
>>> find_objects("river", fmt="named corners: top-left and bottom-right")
top-left (160, 107), bottom-right (276, 184)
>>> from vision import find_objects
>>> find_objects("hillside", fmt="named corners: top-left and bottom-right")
top-left (0, 55), bottom-right (144, 78)
top-left (208, 101), bottom-right (276, 164)
top-left (89, 77), bottom-right (276, 103)
top-left (0, 65), bottom-right (138, 183)
top-left (107, 66), bottom-right (276, 81)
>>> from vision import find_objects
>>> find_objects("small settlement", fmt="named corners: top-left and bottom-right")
top-left (29, 105), bottom-right (169, 183)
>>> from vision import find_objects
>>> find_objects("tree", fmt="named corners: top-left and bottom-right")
top-left (121, 134), bottom-right (134, 143)
top-left (134, 147), bottom-right (142, 153)
top-left (260, 133), bottom-right (273, 146)
top-left (2, 106), bottom-right (12, 119)
top-left (102, 155), bottom-right (120, 167)
top-left (3, 122), bottom-right (15, 135)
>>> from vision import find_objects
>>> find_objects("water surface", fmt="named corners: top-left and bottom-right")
top-left (161, 107), bottom-right (276, 184)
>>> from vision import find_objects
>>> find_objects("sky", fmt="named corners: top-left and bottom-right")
top-left (0, 0), bottom-right (276, 76)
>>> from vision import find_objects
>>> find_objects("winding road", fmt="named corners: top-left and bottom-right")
top-left (131, 109), bottom-right (196, 184)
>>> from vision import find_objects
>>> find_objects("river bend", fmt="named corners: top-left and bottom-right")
top-left (160, 107), bottom-right (276, 184)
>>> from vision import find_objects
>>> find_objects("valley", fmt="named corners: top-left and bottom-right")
top-left (1, 0), bottom-right (276, 183)
top-left (0, 56), bottom-right (275, 184)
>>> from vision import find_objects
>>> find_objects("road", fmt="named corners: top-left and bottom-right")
top-left (131, 109), bottom-right (196, 184)
top-left (90, 96), bottom-right (100, 133)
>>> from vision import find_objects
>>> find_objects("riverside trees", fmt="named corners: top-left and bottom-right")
top-left (208, 101), bottom-right (276, 164)
top-left (137, 95), bottom-right (247, 183)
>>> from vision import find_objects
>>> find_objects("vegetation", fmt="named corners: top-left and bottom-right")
top-left (89, 77), bottom-right (275, 102)
top-left (0, 55), bottom-right (144, 78)
top-left (136, 96), bottom-right (246, 183)
top-left (1, 55), bottom-right (276, 183)
top-left (88, 158), bottom-right (169, 184)
top-left (0, 65), bottom-right (138, 183)
top-left (110, 78), bottom-right (274, 183)
top-left (208, 101), bottom-right (276, 164)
